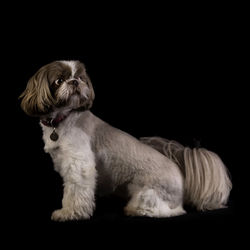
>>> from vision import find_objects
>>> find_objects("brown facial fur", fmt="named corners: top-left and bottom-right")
top-left (19, 61), bottom-right (95, 116)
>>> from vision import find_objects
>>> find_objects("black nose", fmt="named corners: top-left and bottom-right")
top-left (68, 80), bottom-right (79, 87)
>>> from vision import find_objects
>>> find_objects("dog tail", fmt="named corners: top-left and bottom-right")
top-left (140, 137), bottom-right (232, 210)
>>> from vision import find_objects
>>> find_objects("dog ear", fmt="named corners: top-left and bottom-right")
top-left (84, 73), bottom-right (95, 110)
top-left (19, 66), bottom-right (55, 116)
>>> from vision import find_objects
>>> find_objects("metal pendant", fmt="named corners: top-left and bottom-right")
top-left (50, 128), bottom-right (59, 141)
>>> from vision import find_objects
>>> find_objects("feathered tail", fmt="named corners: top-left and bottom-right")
top-left (140, 137), bottom-right (232, 211)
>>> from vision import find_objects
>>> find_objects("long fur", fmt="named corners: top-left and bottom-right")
top-left (19, 60), bottom-right (232, 221)
top-left (20, 63), bottom-right (57, 116)
top-left (140, 137), bottom-right (232, 210)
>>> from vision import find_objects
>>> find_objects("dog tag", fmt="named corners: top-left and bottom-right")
top-left (50, 128), bottom-right (59, 141)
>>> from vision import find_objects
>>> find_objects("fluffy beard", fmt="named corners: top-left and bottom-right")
top-left (55, 82), bottom-right (90, 109)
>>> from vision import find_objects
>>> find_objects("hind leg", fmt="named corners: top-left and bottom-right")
top-left (124, 186), bottom-right (186, 218)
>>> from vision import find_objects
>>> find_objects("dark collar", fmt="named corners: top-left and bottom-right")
top-left (41, 113), bottom-right (69, 128)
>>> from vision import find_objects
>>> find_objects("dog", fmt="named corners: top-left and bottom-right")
top-left (19, 60), bottom-right (232, 221)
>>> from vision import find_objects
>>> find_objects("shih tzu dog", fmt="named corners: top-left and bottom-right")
top-left (20, 60), bottom-right (232, 221)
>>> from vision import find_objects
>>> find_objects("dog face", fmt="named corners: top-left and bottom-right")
top-left (20, 60), bottom-right (95, 116)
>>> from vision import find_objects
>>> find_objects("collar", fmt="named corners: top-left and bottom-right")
top-left (41, 113), bottom-right (69, 128)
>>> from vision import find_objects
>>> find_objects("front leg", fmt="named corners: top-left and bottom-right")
top-left (51, 158), bottom-right (96, 221)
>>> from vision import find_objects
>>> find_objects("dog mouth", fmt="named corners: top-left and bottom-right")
top-left (70, 89), bottom-right (90, 106)
top-left (71, 88), bottom-right (81, 96)
top-left (72, 88), bottom-right (89, 99)
top-left (71, 84), bottom-right (89, 97)
top-left (55, 84), bottom-right (90, 109)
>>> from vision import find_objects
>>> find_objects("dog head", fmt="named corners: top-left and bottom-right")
top-left (20, 60), bottom-right (95, 116)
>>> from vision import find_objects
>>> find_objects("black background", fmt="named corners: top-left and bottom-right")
top-left (3, 4), bottom-right (244, 247)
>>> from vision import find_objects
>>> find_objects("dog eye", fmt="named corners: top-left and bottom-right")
top-left (55, 78), bottom-right (64, 86)
top-left (78, 76), bottom-right (84, 81)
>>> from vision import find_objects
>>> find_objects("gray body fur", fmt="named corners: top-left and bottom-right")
top-left (77, 111), bottom-right (183, 209)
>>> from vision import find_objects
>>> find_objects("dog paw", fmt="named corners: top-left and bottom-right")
top-left (51, 209), bottom-right (73, 221)
top-left (51, 208), bottom-right (91, 221)
top-left (124, 206), bottom-right (154, 217)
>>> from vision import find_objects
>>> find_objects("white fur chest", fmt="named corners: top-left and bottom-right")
top-left (41, 113), bottom-right (95, 176)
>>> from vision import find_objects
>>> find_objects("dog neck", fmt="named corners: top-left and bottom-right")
top-left (40, 108), bottom-right (82, 142)
top-left (40, 103), bottom-right (91, 128)
top-left (41, 113), bottom-right (69, 128)
top-left (40, 107), bottom-right (83, 128)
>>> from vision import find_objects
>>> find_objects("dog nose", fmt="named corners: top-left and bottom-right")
top-left (68, 80), bottom-right (79, 87)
